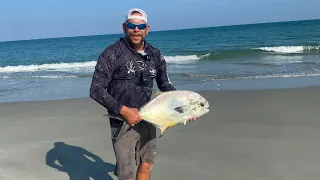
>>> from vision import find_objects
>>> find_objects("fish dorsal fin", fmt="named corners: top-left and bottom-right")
top-left (141, 87), bottom-right (162, 101)
top-left (150, 88), bottom-right (162, 100)
top-left (138, 88), bottom-right (162, 111)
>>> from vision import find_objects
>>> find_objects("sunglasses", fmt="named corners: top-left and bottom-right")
top-left (126, 22), bottom-right (147, 30)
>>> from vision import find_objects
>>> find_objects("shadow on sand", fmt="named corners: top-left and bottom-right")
top-left (46, 142), bottom-right (115, 180)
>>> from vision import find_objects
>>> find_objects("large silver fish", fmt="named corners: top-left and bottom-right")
top-left (107, 89), bottom-right (210, 138)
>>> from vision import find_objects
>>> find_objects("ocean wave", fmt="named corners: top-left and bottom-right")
top-left (164, 55), bottom-right (200, 62)
top-left (254, 45), bottom-right (320, 53)
top-left (228, 73), bottom-right (320, 80)
top-left (199, 45), bottom-right (320, 60)
top-left (1, 75), bottom-right (79, 79)
top-left (174, 72), bottom-right (320, 81)
top-left (0, 55), bottom-right (201, 73)
top-left (0, 61), bottom-right (97, 73)
top-left (1, 45), bottom-right (319, 73)
top-left (178, 73), bottom-right (217, 77)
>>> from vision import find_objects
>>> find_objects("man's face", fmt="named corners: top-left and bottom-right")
top-left (122, 13), bottom-right (149, 46)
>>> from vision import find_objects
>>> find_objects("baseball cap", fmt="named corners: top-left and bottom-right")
top-left (125, 8), bottom-right (148, 23)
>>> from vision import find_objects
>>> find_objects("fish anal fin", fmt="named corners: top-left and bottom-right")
top-left (159, 122), bottom-right (176, 138)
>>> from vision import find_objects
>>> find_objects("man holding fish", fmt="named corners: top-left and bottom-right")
top-left (90, 8), bottom-right (200, 180)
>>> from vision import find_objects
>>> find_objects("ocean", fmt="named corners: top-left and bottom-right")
top-left (1, 19), bottom-right (320, 102)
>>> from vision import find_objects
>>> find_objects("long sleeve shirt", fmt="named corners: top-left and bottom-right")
top-left (89, 38), bottom-right (176, 115)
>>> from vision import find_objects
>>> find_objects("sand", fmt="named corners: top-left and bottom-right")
top-left (1, 87), bottom-right (320, 180)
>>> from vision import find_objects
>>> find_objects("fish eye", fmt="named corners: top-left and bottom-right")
top-left (200, 102), bottom-right (205, 107)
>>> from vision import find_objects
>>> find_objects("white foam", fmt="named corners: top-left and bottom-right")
top-left (249, 73), bottom-right (320, 79)
top-left (256, 45), bottom-right (320, 53)
top-left (1, 75), bottom-right (78, 79)
top-left (216, 73), bottom-right (320, 80)
top-left (0, 61), bottom-right (97, 73)
top-left (257, 46), bottom-right (304, 53)
top-left (0, 55), bottom-right (200, 73)
top-left (163, 55), bottom-right (200, 62)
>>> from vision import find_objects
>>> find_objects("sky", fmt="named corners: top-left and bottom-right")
top-left (1, 0), bottom-right (320, 42)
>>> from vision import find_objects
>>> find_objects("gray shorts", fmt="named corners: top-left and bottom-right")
top-left (110, 120), bottom-right (157, 179)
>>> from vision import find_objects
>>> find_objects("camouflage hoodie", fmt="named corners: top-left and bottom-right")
top-left (89, 37), bottom-right (176, 116)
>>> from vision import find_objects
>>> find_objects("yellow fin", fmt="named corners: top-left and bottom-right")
top-left (159, 122), bottom-right (176, 138)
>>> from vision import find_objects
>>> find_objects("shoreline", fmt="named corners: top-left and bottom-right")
top-left (0, 79), bottom-right (320, 104)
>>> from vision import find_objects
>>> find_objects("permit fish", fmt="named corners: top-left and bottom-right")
top-left (107, 89), bottom-right (210, 138)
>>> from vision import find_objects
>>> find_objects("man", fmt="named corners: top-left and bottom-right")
top-left (90, 8), bottom-right (197, 180)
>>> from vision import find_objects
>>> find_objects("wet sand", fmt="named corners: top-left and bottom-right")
top-left (1, 87), bottom-right (320, 180)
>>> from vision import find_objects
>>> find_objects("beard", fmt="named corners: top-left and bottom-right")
top-left (130, 32), bottom-right (142, 38)
top-left (127, 33), bottom-right (144, 45)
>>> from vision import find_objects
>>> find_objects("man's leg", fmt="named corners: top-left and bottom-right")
top-left (112, 128), bottom-right (140, 180)
top-left (136, 162), bottom-right (153, 180)
top-left (134, 122), bottom-right (157, 180)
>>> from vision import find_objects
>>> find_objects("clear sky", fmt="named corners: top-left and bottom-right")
top-left (1, 0), bottom-right (319, 42)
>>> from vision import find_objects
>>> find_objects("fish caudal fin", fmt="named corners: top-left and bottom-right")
top-left (159, 122), bottom-right (176, 138)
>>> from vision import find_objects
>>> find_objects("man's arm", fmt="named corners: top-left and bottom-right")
top-left (90, 50), bottom-right (143, 126)
top-left (155, 53), bottom-right (176, 92)
top-left (89, 50), bottom-right (123, 115)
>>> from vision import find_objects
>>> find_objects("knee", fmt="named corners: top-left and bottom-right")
top-left (138, 162), bottom-right (153, 172)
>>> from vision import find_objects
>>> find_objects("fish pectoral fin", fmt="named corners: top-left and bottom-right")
top-left (183, 119), bottom-right (188, 125)
top-left (174, 105), bottom-right (189, 114)
top-left (159, 122), bottom-right (176, 138)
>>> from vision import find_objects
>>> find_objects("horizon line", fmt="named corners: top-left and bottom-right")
top-left (1, 18), bottom-right (319, 43)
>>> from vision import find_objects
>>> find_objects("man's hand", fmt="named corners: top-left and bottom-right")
top-left (120, 105), bottom-right (143, 126)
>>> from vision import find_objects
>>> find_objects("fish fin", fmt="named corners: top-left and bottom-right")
top-left (159, 122), bottom-right (176, 138)
top-left (174, 105), bottom-right (187, 113)
top-left (141, 87), bottom-right (162, 99)
top-left (139, 88), bottom-right (163, 110)
top-left (159, 127), bottom-right (169, 138)
top-left (183, 119), bottom-right (188, 125)
top-left (151, 88), bottom-right (162, 98)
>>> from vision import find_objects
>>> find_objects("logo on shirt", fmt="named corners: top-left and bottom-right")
top-left (126, 60), bottom-right (156, 77)
top-left (126, 61), bottom-right (135, 74)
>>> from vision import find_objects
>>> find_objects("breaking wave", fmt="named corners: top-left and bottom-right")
top-left (1, 45), bottom-right (319, 73)
top-left (254, 45), bottom-right (320, 53)
top-left (174, 72), bottom-right (320, 80)
top-left (200, 45), bottom-right (320, 60)
top-left (0, 75), bottom-right (80, 79)
top-left (0, 55), bottom-right (201, 73)
top-left (0, 61), bottom-right (97, 73)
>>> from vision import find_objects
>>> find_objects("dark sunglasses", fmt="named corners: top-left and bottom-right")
top-left (126, 22), bottom-right (147, 30)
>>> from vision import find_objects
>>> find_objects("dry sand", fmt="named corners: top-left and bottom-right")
top-left (0, 87), bottom-right (320, 180)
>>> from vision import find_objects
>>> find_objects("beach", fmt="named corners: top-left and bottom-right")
top-left (1, 86), bottom-right (320, 180)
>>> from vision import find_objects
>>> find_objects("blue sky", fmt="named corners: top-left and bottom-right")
top-left (1, 0), bottom-right (319, 42)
